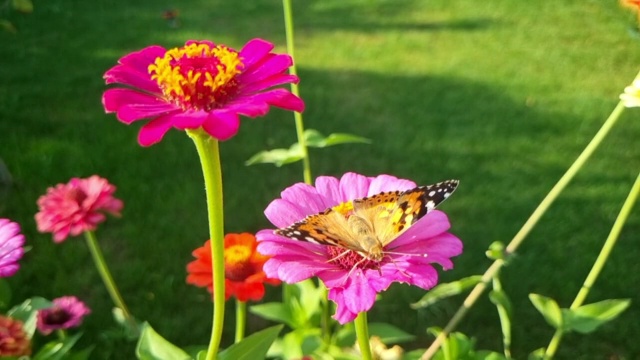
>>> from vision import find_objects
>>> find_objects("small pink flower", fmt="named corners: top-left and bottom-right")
top-left (35, 175), bottom-right (123, 243)
top-left (257, 173), bottom-right (463, 324)
top-left (103, 38), bottom-right (304, 146)
top-left (36, 296), bottom-right (91, 335)
top-left (0, 219), bottom-right (25, 277)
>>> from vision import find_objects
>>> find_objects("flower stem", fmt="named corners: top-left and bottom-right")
top-left (282, 0), bottom-right (312, 185)
top-left (421, 99), bottom-right (629, 359)
top-left (544, 171), bottom-right (640, 359)
top-left (235, 300), bottom-right (246, 343)
top-left (188, 130), bottom-right (225, 360)
top-left (83, 230), bottom-right (136, 330)
top-left (354, 312), bottom-right (373, 360)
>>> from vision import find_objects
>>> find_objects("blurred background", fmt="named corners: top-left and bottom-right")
top-left (1, 0), bottom-right (639, 358)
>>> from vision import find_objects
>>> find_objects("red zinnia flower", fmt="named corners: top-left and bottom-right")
top-left (103, 38), bottom-right (304, 146)
top-left (35, 175), bottom-right (123, 243)
top-left (187, 233), bottom-right (280, 302)
top-left (0, 316), bottom-right (30, 356)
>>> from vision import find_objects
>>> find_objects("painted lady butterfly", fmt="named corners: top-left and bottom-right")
top-left (276, 180), bottom-right (459, 262)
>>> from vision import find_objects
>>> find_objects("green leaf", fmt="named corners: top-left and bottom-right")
top-left (280, 328), bottom-right (322, 359)
top-left (0, 19), bottom-right (17, 33)
top-left (485, 241), bottom-right (506, 261)
top-left (249, 302), bottom-right (295, 328)
top-left (563, 299), bottom-right (630, 334)
top-left (369, 322), bottom-right (415, 344)
top-left (8, 296), bottom-right (52, 338)
top-left (135, 322), bottom-right (190, 360)
top-left (529, 294), bottom-right (563, 330)
top-left (0, 278), bottom-right (12, 309)
top-left (294, 279), bottom-right (324, 321)
top-left (489, 287), bottom-right (512, 356)
top-left (528, 348), bottom-right (546, 360)
top-left (218, 325), bottom-right (283, 360)
top-left (32, 332), bottom-right (83, 360)
top-left (65, 346), bottom-right (95, 360)
top-left (304, 129), bottom-right (371, 148)
top-left (402, 349), bottom-right (426, 360)
top-left (11, 0), bottom-right (33, 13)
top-left (245, 145), bottom-right (303, 167)
top-left (411, 276), bottom-right (483, 309)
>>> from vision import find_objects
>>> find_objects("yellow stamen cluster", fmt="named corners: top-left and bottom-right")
top-left (332, 201), bottom-right (354, 216)
top-left (224, 245), bottom-right (251, 265)
top-left (148, 42), bottom-right (243, 110)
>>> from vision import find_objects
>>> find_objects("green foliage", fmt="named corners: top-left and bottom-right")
top-left (529, 294), bottom-right (630, 334)
top-left (135, 323), bottom-right (190, 360)
top-left (218, 325), bottom-right (283, 360)
top-left (8, 296), bottom-right (52, 338)
top-left (427, 328), bottom-right (507, 360)
top-left (31, 332), bottom-right (89, 360)
top-left (411, 276), bottom-right (482, 309)
top-left (245, 129), bottom-right (370, 166)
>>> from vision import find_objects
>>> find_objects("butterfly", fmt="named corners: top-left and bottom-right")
top-left (275, 180), bottom-right (459, 262)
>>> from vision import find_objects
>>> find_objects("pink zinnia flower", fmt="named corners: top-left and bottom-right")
top-left (0, 219), bottom-right (25, 278)
top-left (256, 172), bottom-right (463, 324)
top-left (35, 175), bottom-right (123, 243)
top-left (36, 296), bottom-right (91, 335)
top-left (103, 38), bottom-right (305, 146)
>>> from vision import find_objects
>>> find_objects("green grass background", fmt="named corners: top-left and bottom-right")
top-left (1, 0), bottom-right (639, 358)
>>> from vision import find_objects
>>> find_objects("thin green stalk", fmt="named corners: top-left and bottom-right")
top-left (354, 312), bottom-right (373, 360)
top-left (544, 171), bottom-right (640, 359)
top-left (421, 98), bottom-right (629, 359)
top-left (83, 230), bottom-right (136, 330)
top-left (282, 0), bottom-right (312, 185)
top-left (188, 130), bottom-right (225, 360)
top-left (492, 276), bottom-right (512, 359)
top-left (235, 300), bottom-right (246, 343)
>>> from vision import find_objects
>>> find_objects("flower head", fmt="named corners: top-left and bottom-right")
top-left (620, 79), bottom-right (640, 107)
top-left (35, 175), bottom-right (123, 243)
top-left (256, 172), bottom-right (462, 324)
top-left (0, 315), bottom-right (31, 356)
top-left (0, 219), bottom-right (25, 277)
top-left (36, 296), bottom-right (91, 335)
top-left (103, 38), bottom-right (305, 146)
top-left (187, 233), bottom-right (280, 302)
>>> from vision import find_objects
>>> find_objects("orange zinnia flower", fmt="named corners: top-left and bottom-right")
top-left (186, 233), bottom-right (280, 302)
top-left (621, 0), bottom-right (640, 21)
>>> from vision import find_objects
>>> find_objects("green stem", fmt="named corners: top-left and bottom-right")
top-left (56, 329), bottom-right (67, 341)
top-left (188, 130), bottom-right (225, 360)
top-left (354, 312), bottom-right (373, 360)
top-left (235, 300), bottom-right (246, 343)
top-left (282, 0), bottom-right (312, 185)
top-left (83, 230), bottom-right (136, 330)
top-left (544, 171), bottom-right (640, 359)
top-left (421, 99), bottom-right (629, 359)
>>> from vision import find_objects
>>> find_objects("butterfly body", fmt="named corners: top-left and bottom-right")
top-left (276, 180), bottom-right (459, 263)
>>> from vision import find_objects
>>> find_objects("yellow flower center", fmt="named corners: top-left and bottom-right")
top-left (332, 201), bottom-right (354, 215)
top-left (148, 42), bottom-right (243, 111)
top-left (224, 244), bottom-right (253, 281)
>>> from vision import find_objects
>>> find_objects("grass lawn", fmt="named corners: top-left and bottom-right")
top-left (1, 0), bottom-right (639, 358)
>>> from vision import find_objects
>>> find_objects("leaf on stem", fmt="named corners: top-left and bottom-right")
top-left (218, 325), bottom-right (283, 360)
top-left (562, 299), bottom-right (630, 334)
top-left (411, 275), bottom-right (482, 309)
top-left (529, 294), bottom-right (563, 330)
top-left (135, 322), bottom-right (190, 360)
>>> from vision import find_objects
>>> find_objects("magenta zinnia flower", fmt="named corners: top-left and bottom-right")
top-left (0, 219), bottom-right (25, 278)
top-left (103, 38), bottom-right (305, 146)
top-left (36, 296), bottom-right (91, 335)
top-left (35, 175), bottom-right (123, 243)
top-left (256, 172), bottom-right (463, 324)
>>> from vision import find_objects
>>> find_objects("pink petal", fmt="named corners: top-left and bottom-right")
top-left (239, 54), bottom-right (293, 84)
top-left (314, 176), bottom-right (342, 204)
top-left (390, 211), bottom-right (451, 248)
top-left (328, 290), bottom-right (359, 324)
top-left (402, 263), bottom-right (439, 290)
top-left (280, 183), bottom-right (330, 215)
top-left (239, 38), bottom-right (275, 70)
top-left (368, 175), bottom-right (416, 195)
top-left (224, 100), bottom-right (270, 118)
top-left (244, 88), bottom-right (304, 112)
top-left (202, 111), bottom-right (240, 140)
top-left (342, 271), bottom-right (377, 315)
top-left (170, 111), bottom-right (208, 129)
top-left (104, 65), bottom-right (160, 93)
top-left (264, 199), bottom-right (310, 228)
top-left (339, 173), bottom-right (371, 201)
top-left (138, 114), bottom-right (175, 146)
top-left (240, 74), bottom-right (300, 94)
top-left (103, 89), bottom-right (176, 123)
top-left (118, 45), bottom-right (166, 71)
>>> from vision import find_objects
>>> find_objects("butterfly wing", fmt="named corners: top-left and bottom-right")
top-left (275, 208), bottom-right (365, 251)
top-left (353, 179), bottom-right (459, 246)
